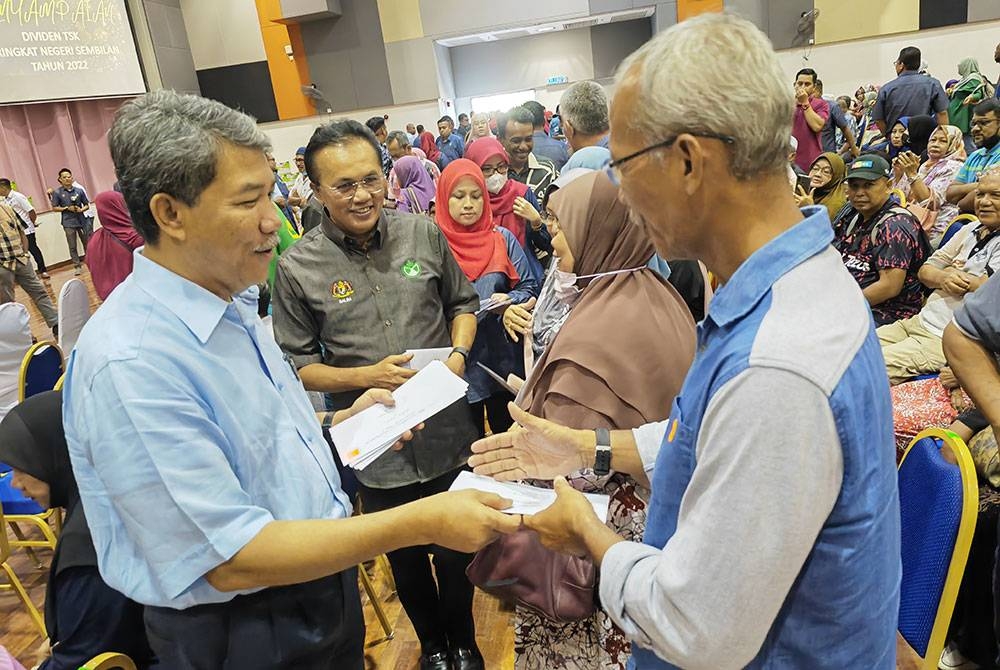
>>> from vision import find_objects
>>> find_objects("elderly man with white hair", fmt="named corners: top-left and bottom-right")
top-left (469, 13), bottom-right (899, 670)
top-left (559, 80), bottom-right (611, 152)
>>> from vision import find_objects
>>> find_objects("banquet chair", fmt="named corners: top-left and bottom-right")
top-left (897, 428), bottom-right (978, 669)
top-left (78, 653), bottom-right (137, 670)
top-left (17, 341), bottom-right (64, 403)
top-left (939, 214), bottom-right (978, 249)
top-left (57, 278), bottom-right (91, 355)
top-left (0, 500), bottom-right (45, 636)
top-left (0, 303), bottom-right (32, 428)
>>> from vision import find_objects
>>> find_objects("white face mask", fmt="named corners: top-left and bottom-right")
top-left (485, 173), bottom-right (508, 194)
top-left (553, 264), bottom-right (648, 306)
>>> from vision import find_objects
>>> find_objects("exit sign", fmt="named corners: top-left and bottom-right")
top-left (546, 75), bottom-right (569, 85)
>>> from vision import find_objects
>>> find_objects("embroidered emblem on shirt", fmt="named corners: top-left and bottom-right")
top-left (331, 279), bottom-right (354, 303)
top-left (401, 259), bottom-right (421, 278)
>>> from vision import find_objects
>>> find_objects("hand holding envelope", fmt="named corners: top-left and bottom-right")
top-left (329, 361), bottom-right (469, 470)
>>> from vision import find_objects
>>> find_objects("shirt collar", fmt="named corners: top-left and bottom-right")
top-left (707, 206), bottom-right (833, 328)
top-left (898, 70), bottom-right (919, 78)
top-left (130, 249), bottom-right (238, 344)
top-left (320, 207), bottom-right (387, 253)
top-left (527, 152), bottom-right (543, 170)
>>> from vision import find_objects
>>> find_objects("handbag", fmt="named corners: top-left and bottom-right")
top-left (466, 528), bottom-right (597, 623)
top-left (906, 200), bottom-right (937, 234)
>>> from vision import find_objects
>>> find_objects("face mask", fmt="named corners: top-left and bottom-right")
top-left (552, 264), bottom-right (647, 306)
top-left (486, 173), bottom-right (508, 194)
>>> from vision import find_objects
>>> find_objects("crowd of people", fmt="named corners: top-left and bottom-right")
top-left (5, 11), bottom-right (1000, 670)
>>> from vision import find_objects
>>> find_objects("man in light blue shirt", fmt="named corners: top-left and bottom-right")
top-left (63, 90), bottom-right (519, 669)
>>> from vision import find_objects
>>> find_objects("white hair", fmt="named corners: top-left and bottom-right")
top-left (614, 13), bottom-right (794, 180)
top-left (559, 81), bottom-right (609, 136)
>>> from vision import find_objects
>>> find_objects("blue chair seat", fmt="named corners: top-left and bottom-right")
top-left (0, 473), bottom-right (44, 515)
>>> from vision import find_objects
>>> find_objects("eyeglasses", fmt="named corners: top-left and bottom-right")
top-left (321, 176), bottom-right (384, 200)
top-left (971, 118), bottom-right (999, 129)
top-left (541, 210), bottom-right (560, 235)
top-left (481, 164), bottom-right (509, 177)
top-left (605, 132), bottom-right (736, 185)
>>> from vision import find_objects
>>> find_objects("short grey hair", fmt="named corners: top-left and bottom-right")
top-left (615, 13), bottom-right (793, 180)
top-left (108, 90), bottom-right (271, 244)
top-left (559, 81), bottom-right (609, 136)
top-left (386, 130), bottom-right (410, 148)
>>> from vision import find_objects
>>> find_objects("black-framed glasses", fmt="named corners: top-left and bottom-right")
top-left (605, 132), bottom-right (736, 185)
top-left (481, 164), bottom-right (509, 177)
top-left (320, 175), bottom-right (384, 200)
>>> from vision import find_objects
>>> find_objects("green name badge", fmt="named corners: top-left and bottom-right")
top-left (401, 259), bottom-right (421, 278)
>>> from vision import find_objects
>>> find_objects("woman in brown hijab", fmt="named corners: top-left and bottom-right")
top-left (513, 172), bottom-right (697, 670)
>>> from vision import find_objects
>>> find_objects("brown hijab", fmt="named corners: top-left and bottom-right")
top-left (518, 172), bottom-right (696, 428)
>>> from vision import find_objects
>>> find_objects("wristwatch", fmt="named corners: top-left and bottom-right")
top-left (321, 412), bottom-right (335, 430)
top-left (451, 346), bottom-right (470, 361)
top-left (593, 427), bottom-right (612, 476)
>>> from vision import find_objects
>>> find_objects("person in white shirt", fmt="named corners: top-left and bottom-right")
top-left (0, 178), bottom-right (48, 279)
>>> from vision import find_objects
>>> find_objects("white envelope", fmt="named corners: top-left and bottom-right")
top-left (449, 471), bottom-right (610, 521)
top-left (404, 347), bottom-right (452, 371)
top-left (330, 361), bottom-right (468, 470)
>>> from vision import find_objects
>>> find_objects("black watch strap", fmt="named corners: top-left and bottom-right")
top-left (451, 346), bottom-right (470, 361)
top-left (321, 412), bottom-right (335, 430)
top-left (594, 427), bottom-right (612, 476)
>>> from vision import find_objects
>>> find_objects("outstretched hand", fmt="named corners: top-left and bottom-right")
top-left (468, 403), bottom-right (589, 480)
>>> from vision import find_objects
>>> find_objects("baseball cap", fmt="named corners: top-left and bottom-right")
top-left (846, 154), bottom-right (891, 181)
top-left (295, 146), bottom-right (307, 156)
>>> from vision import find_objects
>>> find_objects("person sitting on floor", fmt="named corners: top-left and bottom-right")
top-left (878, 168), bottom-right (1000, 383)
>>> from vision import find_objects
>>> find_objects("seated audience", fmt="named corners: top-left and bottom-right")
top-left (523, 100), bottom-right (569, 171)
top-left (435, 159), bottom-right (539, 437)
top-left (878, 170), bottom-right (1000, 383)
top-left (942, 273), bottom-right (1000, 670)
top-left (394, 155), bottom-right (436, 215)
top-left (889, 367), bottom-right (975, 453)
top-left (465, 137), bottom-right (551, 278)
top-left (890, 124), bottom-right (966, 245)
top-left (794, 152), bottom-right (847, 220)
top-left (832, 154), bottom-right (929, 326)
top-left (947, 99), bottom-right (1000, 213)
top-left (86, 191), bottom-right (144, 300)
top-left (385, 130), bottom-right (441, 202)
top-left (0, 391), bottom-right (154, 670)
top-left (0, 202), bottom-right (57, 335)
top-left (510, 170), bottom-right (695, 670)
top-left (497, 106), bottom-right (559, 202)
top-left (815, 80), bottom-right (859, 157)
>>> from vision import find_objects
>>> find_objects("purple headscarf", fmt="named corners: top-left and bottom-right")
top-left (395, 155), bottom-right (436, 214)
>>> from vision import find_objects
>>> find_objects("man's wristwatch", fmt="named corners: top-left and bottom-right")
top-left (593, 427), bottom-right (612, 476)
top-left (451, 346), bottom-right (470, 362)
top-left (321, 412), bottom-right (335, 430)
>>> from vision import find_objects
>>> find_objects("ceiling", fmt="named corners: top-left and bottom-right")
top-left (434, 6), bottom-right (655, 47)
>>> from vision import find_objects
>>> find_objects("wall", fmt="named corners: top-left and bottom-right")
top-left (179, 0), bottom-right (280, 121)
top-left (775, 18), bottom-right (1000, 99)
top-left (129, 0), bottom-right (200, 94)
top-left (298, 0), bottom-right (395, 112)
top-left (450, 29), bottom-right (595, 100)
top-left (260, 100), bottom-right (443, 163)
